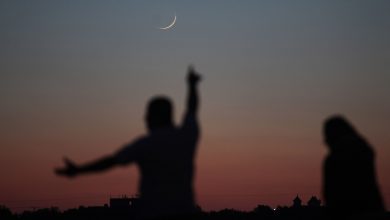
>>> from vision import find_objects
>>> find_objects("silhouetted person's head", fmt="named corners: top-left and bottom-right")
top-left (146, 96), bottom-right (173, 132)
top-left (324, 116), bottom-right (358, 150)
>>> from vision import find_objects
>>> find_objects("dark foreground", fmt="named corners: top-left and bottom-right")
top-left (1, 205), bottom-right (389, 220)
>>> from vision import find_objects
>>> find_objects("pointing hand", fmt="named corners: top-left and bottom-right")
top-left (187, 65), bottom-right (201, 86)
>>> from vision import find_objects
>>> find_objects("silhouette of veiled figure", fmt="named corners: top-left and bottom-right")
top-left (323, 116), bottom-right (385, 215)
top-left (55, 66), bottom-right (202, 218)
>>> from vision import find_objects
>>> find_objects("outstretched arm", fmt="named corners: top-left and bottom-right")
top-left (55, 155), bottom-right (117, 178)
top-left (186, 66), bottom-right (201, 116)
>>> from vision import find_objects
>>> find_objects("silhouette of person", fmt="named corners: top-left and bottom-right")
top-left (55, 66), bottom-right (202, 218)
top-left (323, 116), bottom-right (385, 215)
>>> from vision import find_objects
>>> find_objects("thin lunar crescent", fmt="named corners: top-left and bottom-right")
top-left (159, 14), bottom-right (176, 30)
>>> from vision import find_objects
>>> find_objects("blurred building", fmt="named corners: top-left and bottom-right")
top-left (109, 195), bottom-right (140, 209)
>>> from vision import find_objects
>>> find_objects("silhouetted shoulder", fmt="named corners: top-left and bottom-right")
top-left (114, 136), bottom-right (149, 165)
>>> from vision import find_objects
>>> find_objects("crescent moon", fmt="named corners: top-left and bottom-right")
top-left (159, 13), bottom-right (176, 30)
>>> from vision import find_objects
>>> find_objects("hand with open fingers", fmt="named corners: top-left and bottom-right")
top-left (55, 157), bottom-right (79, 178)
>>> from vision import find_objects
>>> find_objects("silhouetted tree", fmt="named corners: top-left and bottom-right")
top-left (0, 205), bottom-right (15, 220)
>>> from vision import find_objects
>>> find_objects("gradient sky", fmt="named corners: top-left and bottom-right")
top-left (1, 0), bottom-right (390, 212)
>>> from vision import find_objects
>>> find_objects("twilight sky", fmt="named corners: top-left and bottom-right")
top-left (1, 0), bottom-right (389, 212)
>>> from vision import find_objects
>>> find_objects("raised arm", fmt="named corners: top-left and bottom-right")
top-left (55, 155), bottom-right (117, 178)
top-left (186, 66), bottom-right (201, 116)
